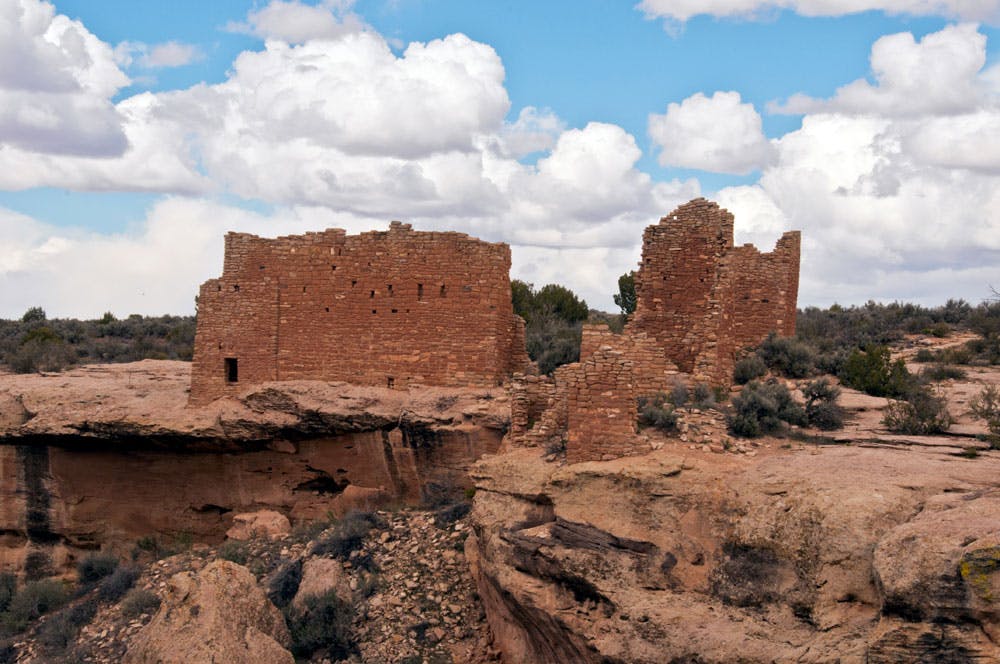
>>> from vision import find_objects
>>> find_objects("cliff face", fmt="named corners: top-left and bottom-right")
top-left (467, 445), bottom-right (1000, 663)
top-left (0, 361), bottom-right (507, 575)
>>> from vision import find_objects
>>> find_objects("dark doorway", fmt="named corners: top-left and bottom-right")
top-left (224, 358), bottom-right (238, 383)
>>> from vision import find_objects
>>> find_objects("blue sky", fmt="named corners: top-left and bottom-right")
top-left (2, 0), bottom-right (1000, 317)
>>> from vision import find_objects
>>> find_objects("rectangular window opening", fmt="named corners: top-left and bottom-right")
top-left (224, 358), bottom-right (238, 383)
top-left (439, 284), bottom-right (446, 298)
top-left (387, 376), bottom-right (395, 389)
top-left (417, 283), bottom-right (423, 300)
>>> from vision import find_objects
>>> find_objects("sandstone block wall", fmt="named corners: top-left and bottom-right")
top-left (190, 222), bottom-right (530, 404)
top-left (510, 198), bottom-right (800, 463)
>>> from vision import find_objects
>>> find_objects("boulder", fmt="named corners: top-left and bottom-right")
top-left (125, 560), bottom-right (293, 664)
top-left (227, 510), bottom-right (292, 541)
top-left (292, 557), bottom-right (353, 609)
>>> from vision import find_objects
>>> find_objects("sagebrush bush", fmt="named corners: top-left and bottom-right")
top-left (285, 590), bottom-right (356, 660)
top-left (802, 378), bottom-right (846, 430)
top-left (97, 566), bottom-right (139, 602)
top-left (920, 364), bottom-right (966, 382)
top-left (728, 380), bottom-right (807, 438)
top-left (840, 344), bottom-right (912, 397)
top-left (637, 392), bottom-right (678, 433)
top-left (267, 560), bottom-right (303, 610)
top-left (883, 387), bottom-right (952, 435)
top-left (914, 348), bottom-right (935, 363)
top-left (969, 385), bottom-right (1000, 435)
top-left (733, 355), bottom-right (767, 385)
top-left (0, 575), bottom-right (15, 614)
top-left (120, 589), bottom-right (160, 618)
top-left (313, 511), bottom-right (383, 560)
top-left (1, 579), bottom-right (68, 635)
top-left (757, 333), bottom-right (816, 379)
top-left (692, 382), bottom-right (716, 409)
top-left (77, 553), bottom-right (118, 587)
top-left (37, 600), bottom-right (96, 650)
top-left (218, 540), bottom-right (249, 565)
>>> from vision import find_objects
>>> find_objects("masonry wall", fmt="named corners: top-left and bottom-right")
top-left (190, 222), bottom-right (530, 404)
top-left (564, 347), bottom-right (641, 463)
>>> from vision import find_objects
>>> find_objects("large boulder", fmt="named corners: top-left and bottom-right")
top-left (292, 557), bottom-right (353, 609)
top-left (125, 560), bottom-right (293, 664)
top-left (226, 510), bottom-right (292, 541)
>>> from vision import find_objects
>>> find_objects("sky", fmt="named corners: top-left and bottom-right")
top-left (1, 0), bottom-right (1000, 318)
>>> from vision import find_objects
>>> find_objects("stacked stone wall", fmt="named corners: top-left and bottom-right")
top-left (190, 222), bottom-right (529, 404)
top-left (564, 347), bottom-right (642, 464)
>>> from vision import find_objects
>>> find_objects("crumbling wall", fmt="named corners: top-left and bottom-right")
top-left (510, 198), bottom-right (800, 464)
top-left (191, 222), bottom-right (530, 404)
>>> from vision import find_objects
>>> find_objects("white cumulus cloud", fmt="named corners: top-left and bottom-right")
top-left (649, 91), bottom-right (775, 174)
top-left (636, 0), bottom-right (1000, 25)
top-left (226, 0), bottom-right (367, 43)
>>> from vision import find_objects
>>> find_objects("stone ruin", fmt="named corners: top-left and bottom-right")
top-left (509, 198), bottom-right (801, 463)
top-left (191, 198), bottom-right (800, 465)
top-left (190, 222), bottom-right (531, 404)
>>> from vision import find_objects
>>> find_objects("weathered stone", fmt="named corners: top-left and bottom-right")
top-left (226, 510), bottom-right (291, 541)
top-left (124, 560), bottom-right (292, 664)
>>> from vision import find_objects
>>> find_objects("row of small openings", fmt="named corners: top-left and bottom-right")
top-left (366, 284), bottom-right (446, 299)
top-left (217, 284), bottom-right (240, 291)
top-left (371, 308), bottom-right (409, 314)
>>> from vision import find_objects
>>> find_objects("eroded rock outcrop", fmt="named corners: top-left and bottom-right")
top-left (124, 560), bottom-right (293, 664)
top-left (468, 445), bottom-right (1000, 663)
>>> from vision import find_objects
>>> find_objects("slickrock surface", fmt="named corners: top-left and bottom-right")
top-left (0, 360), bottom-right (509, 446)
top-left (468, 435), bottom-right (1000, 663)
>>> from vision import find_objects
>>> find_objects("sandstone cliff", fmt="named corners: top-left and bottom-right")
top-left (468, 442), bottom-right (1000, 663)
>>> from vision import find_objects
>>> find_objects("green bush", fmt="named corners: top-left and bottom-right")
top-left (920, 364), bottom-right (966, 382)
top-left (969, 385), bottom-right (1000, 435)
top-left (840, 344), bottom-right (912, 397)
top-left (267, 560), bottom-right (303, 610)
top-left (637, 393), bottom-right (678, 433)
top-left (883, 387), bottom-right (952, 435)
top-left (692, 382), bottom-right (716, 409)
top-left (728, 380), bottom-right (807, 438)
top-left (733, 355), bottom-right (767, 385)
top-left (312, 511), bottom-right (384, 561)
top-left (37, 600), bottom-right (96, 650)
top-left (1, 579), bottom-right (68, 635)
top-left (218, 540), bottom-right (249, 565)
top-left (120, 589), bottom-right (160, 618)
top-left (757, 333), bottom-right (816, 379)
top-left (77, 553), bottom-right (118, 587)
top-left (512, 280), bottom-right (588, 374)
top-left (924, 322), bottom-right (951, 337)
top-left (914, 348), bottom-right (935, 363)
top-left (285, 590), bottom-right (355, 660)
top-left (97, 566), bottom-right (139, 602)
top-left (802, 378), bottom-right (846, 431)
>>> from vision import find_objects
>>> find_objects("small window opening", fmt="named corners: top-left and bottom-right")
top-left (217, 285), bottom-right (222, 292)
top-left (370, 290), bottom-right (375, 299)
top-left (387, 376), bottom-right (395, 389)
top-left (372, 309), bottom-right (377, 314)
top-left (336, 248), bottom-right (342, 256)
top-left (224, 358), bottom-right (238, 383)
top-left (417, 283), bottom-right (423, 300)
top-left (440, 284), bottom-right (447, 298)
top-left (351, 280), bottom-right (357, 288)
top-left (302, 286), bottom-right (307, 293)
top-left (761, 298), bottom-right (770, 303)
top-left (233, 284), bottom-right (240, 292)
top-left (391, 309), bottom-right (398, 314)
top-left (325, 307), bottom-right (330, 312)
top-left (259, 265), bottom-right (265, 270)
top-left (331, 265), bottom-right (337, 271)
top-left (388, 284), bottom-right (394, 296)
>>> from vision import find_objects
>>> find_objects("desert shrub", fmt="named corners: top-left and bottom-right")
top-left (313, 511), bottom-right (383, 560)
top-left (914, 348), bottom-right (935, 363)
top-left (637, 392), bottom-right (678, 433)
top-left (433, 502), bottom-right (471, 528)
top-left (883, 387), bottom-right (952, 435)
top-left (691, 382), bottom-right (716, 409)
top-left (670, 381), bottom-right (689, 409)
top-left (513, 280), bottom-right (588, 374)
top-left (218, 540), bottom-right (249, 565)
top-left (969, 385), bottom-right (1000, 435)
top-left (920, 364), bottom-right (966, 382)
top-left (37, 600), bottom-right (97, 650)
top-left (120, 589), bottom-right (160, 618)
top-left (0, 576), bottom-right (15, 615)
top-left (1, 579), bottom-right (68, 635)
top-left (267, 560), bottom-right (303, 610)
top-left (728, 380), bottom-right (807, 438)
top-left (757, 333), bottom-right (816, 379)
top-left (290, 520), bottom-right (330, 545)
top-left (733, 355), bottom-right (767, 385)
top-left (802, 378), bottom-right (846, 431)
top-left (97, 565), bottom-right (139, 602)
top-left (840, 344), bottom-right (913, 397)
top-left (285, 590), bottom-right (356, 660)
top-left (77, 553), bottom-right (118, 587)
top-left (925, 322), bottom-right (951, 338)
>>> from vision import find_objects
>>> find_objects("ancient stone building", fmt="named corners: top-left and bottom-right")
top-left (510, 198), bottom-right (801, 463)
top-left (190, 222), bottom-right (530, 404)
